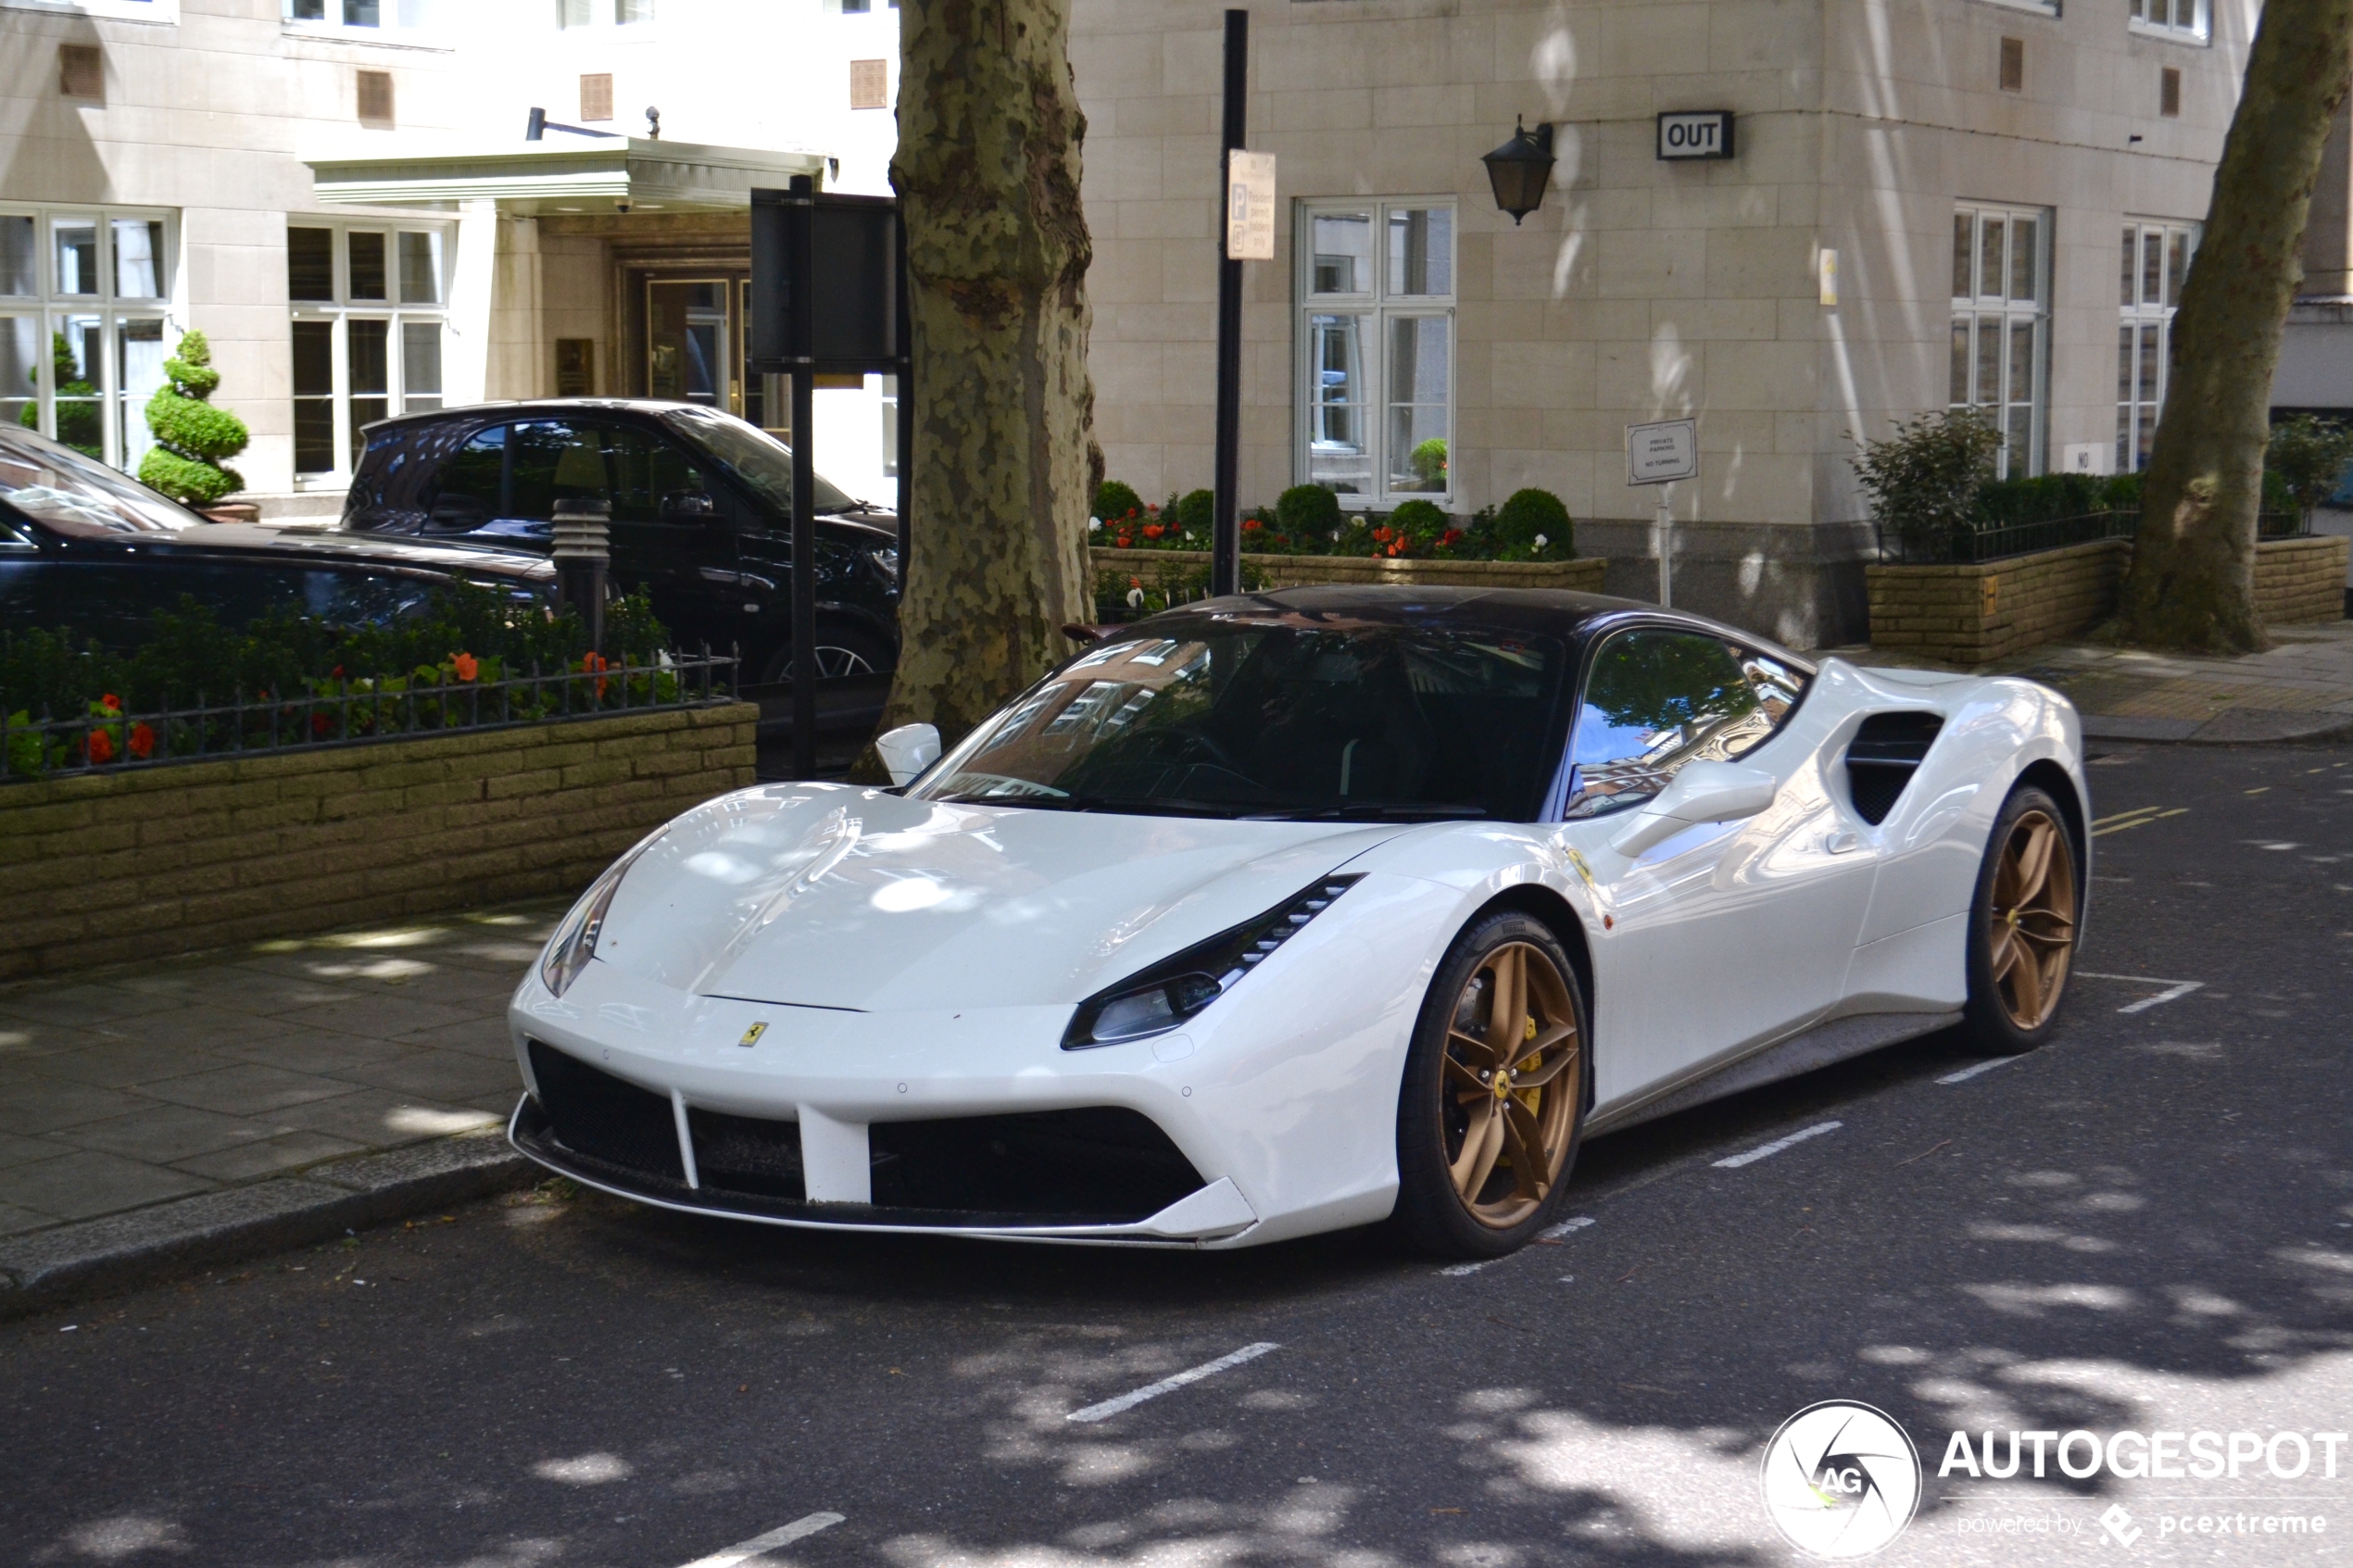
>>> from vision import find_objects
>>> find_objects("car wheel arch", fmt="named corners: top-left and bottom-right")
top-left (2011, 756), bottom-right (2089, 891)
top-left (1460, 884), bottom-right (1598, 1113)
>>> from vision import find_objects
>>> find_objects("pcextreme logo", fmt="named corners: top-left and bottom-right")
top-left (1760, 1400), bottom-right (1925, 1559)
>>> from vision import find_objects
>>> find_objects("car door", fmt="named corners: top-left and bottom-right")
top-left (1551, 626), bottom-right (1877, 1108)
top-left (513, 419), bottom-right (749, 659)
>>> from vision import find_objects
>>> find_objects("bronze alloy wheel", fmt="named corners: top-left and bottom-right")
top-left (1985, 807), bottom-right (2077, 1030)
top-left (1440, 941), bottom-right (1583, 1228)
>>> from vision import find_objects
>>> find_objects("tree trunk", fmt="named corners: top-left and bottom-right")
top-left (880, 0), bottom-right (1095, 747)
top-left (2117, 0), bottom-right (2353, 651)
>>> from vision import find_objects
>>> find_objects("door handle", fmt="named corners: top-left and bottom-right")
top-left (1826, 831), bottom-right (1862, 855)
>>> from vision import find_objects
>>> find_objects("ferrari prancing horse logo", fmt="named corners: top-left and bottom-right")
top-left (737, 1022), bottom-right (768, 1048)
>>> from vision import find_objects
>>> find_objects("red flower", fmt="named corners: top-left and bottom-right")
top-left (1242, 518), bottom-right (1264, 533)
top-left (331, 665), bottom-right (345, 679)
top-left (1142, 523), bottom-right (1164, 540)
top-left (85, 728), bottom-right (115, 765)
top-left (451, 652), bottom-right (479, 683)
top-left (312, 713), bottom-right (333, 736)
top-left (1441, 529), bottom-right (1464, 546)
top-left (581, 651), bottom-right (610, 698)
top-left (1373, 526), bottom-right (1393, 543)
top-left (1115, 535), bottom-right (1133, 548)
top-left (1387, 541), bottom-right (1407, 558)
top-left (128, 722), bottom-right (155, 760)
top-left (100, 693), bottom-right (121, 712)
top-left (1146, 503), bottom-right (1161, 513)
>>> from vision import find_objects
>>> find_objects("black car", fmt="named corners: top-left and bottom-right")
top-left (339, 399), bottom-right (900, 684)
top-left (0, 424), bottom-right (555, 651)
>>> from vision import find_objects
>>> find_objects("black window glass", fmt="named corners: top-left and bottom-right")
top-left (507, 420), bottom-right (605, 523)
top-left (911, 621), bottom-right (1565, 822)
top-left (603, 425), bottom-right (714, 524)
top-left (427, 425), bottom-right (505, 532)
top-left (288, 227), bottom-right (334, 302)
top-left (1562, 629), bottom-right (1776, 819)
top-left (301, 569), bottom-right (436, 626)
top-left (347, 232), bottom-right (387, 301)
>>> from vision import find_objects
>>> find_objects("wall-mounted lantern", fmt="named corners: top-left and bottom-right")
top-left (1481, 117), bottom-right (1556, 225)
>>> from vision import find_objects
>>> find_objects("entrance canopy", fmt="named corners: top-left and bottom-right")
top-left (304, 135), bottom-right (824, 215)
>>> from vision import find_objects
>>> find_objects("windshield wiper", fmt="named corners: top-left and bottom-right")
top-left (1252, 804), bottom-right (1491, 822)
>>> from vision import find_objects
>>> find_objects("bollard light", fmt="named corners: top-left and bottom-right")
top-left (551, 497), bottom-right (611, 654)
top-left (1481, 117), bottom-right (1557, 225)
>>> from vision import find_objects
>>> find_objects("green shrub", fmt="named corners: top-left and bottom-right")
top-left (1409, 437), bottom-right (1448, 488)
top-left (1388, 498), bottom-right (1449, 542)
top-left (1092, 480), bottom-right (1144, 524)
top-left (1490, 488), bottom-right (1573, 558)
top-left (19, 333), bottom-right (101, 459)
top-left (1276, 484), bottom-right (1342, 540)
top-left (2100, 467), bottom-right (2296, 517)
top-left (1174, 487), bottom-right (1214, 541)
top-left (2265, 415), bottom-right (2353, 521)
top-left (1849, 409), bottom-right (2001, 557)
top-left (1972, 473), bottom-right (2110, 526)
top-left (137, 331), bottom-right (249, 505)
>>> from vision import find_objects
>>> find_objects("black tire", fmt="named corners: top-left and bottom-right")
top-left (760, 623), bottom-right (896, 685)
top-left (1960, 784), bottom-right (2082, 1055)
top-left (1390, 910), bottom-right (1589, 1259)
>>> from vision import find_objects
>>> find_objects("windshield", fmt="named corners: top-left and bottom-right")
top-left (909, 616), bottom-right (1568, 822)
top-left (0, 425), bottom-right (203, 535)
top-left (660, 408), bottom-right (860, 515)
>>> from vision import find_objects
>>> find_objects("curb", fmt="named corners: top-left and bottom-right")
top-left (2082, 711), bottom-right (2353, 746)
top-left (0, 1131), bottom-right (533, 1322)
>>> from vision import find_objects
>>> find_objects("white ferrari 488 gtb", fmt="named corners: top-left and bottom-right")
top-left (510, 587), bottom-right (2087, 1258)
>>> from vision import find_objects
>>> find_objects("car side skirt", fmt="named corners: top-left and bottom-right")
top-left (1586, 1009), bottom-right (1961, 1137)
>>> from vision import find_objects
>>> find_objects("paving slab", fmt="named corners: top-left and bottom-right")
top-left (0, 901), bottom-right (564, 1315)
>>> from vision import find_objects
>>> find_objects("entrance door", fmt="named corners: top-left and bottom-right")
top-left (646, 279), bottom-right (733, 412)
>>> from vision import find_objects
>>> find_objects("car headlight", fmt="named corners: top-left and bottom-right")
top-left (1063, 874), bottom-right (1362, 1049)
top-left (538, 831), bottom-right (667, 998)
top-left (870, 546), bottom-right (900, 581)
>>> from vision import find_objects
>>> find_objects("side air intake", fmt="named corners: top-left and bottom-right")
top-left (1843, 712), bottom-right (1944, 825)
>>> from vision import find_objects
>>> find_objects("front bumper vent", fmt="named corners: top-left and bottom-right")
top-left (526, 1038), bottom-right (683, 1182)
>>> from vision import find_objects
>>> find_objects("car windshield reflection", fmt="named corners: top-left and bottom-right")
top-left (0, 425), bottom-right (203, 535)
top-left (909, 617), bottom-right (1567, 822)
top-left (659, 407), bottom-right (860, 516)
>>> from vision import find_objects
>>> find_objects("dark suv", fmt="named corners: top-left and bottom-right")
top-left (341, 400), bottom-right (900, 683)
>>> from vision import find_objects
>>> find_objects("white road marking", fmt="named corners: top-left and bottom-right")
top-left (676, 1511), bottom-right (844, 1568)
top-left (1539, 1215), bottom-right (1595, 1239)
top-left (1937, 1058), bottom-right (2018, 1084)
top-left (2077, 972), bottom-right (2206, 1012)
top-left (1713, 1121), bottom-right (1841, 1169)
top-left (1438, 1261), bottom-right (1491, 1277)
top-left (1065, 1342), bottom-right (1280, 1424)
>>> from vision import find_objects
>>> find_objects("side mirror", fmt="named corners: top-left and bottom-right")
top-left (875, 722), bottom-right (941, 788)
top-left (660, 490), bottom-right (717, 521)
top-left (1607, 760), bottom-right (1778, 859)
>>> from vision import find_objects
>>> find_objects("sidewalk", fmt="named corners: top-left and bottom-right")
top-left (1842, 619), bottom-right (2353, 744)
top-left (0, 904), bottom-right (560, 1312)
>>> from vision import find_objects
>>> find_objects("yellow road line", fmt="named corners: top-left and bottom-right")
top-left (2093, 808), bottom-right (2188, 837)
top-left (2092, 806), bottom-right (2167, 827)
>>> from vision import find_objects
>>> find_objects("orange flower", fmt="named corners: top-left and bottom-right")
top-left (1387, 541), bottom-right (1406, 558)
top-left (86, 727), bottom-right (116, 765)
top-left (581, 651), bottom-right (610, 698)
top-left (100, 693), bottom-right (121, 711)
top-left (128, 722), bottom-right (155, 760)
top-left (1242, 518), bottom-right (1264, 533)
top-left (451, 652), bottom-right (479, 682)
top-left (1115, 535), bottom-right (1133, 548)
top-left (1142, 523), bottom-right (1164, 540)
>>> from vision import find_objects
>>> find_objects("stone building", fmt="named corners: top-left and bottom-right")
top-left (0, 0), bottom-right (904, 515)
top-left (1071, 0), bottom-right (2249, 646)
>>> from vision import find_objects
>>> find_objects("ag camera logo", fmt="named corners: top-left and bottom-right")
top-left (1760, 1400), bottom-right (1924, 1558)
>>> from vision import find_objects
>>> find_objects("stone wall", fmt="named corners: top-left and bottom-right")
top-left (1091, 548), bottom-right (1608, 596)
top-left (2253, 535), bottom-right (2351, 627)
top-left (1869, 536), bottom-right (2349, 665)
top-left (0, 703), bottom-right (758, 982)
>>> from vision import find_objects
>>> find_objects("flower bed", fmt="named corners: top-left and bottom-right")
top-left (1089, 483), bottom-right (1580, 564)
top-left (1092, 550), bottom-right (1609, 621)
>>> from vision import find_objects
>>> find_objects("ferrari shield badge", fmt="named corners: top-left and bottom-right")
top-left (737, 1022), bottom-right (768, 1048)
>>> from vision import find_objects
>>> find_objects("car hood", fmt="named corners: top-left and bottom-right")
top-left (591, 783), bottom-right (1406, 1011)
top-left (170, 524), bottom-right (556, 581)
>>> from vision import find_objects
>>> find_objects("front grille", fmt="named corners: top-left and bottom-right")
top-left (526, 1039), bottom-right (684, 1182)
top-left (868, 1108), bottom-right (1204, 1223)
top-left (688, 1108), bottom-right (806, 1201)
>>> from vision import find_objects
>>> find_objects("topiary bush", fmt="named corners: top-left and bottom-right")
top-left (1275, 483), bottom-right (1341, 541)
top-left (2264, 414), bottom-right (2353, 523)
top-left (1174, 487), bottom-right (1214, 542)
top-left (1490, 488), bottom-right (1573, 559)
top-left (138, 331), bottom-right (249, 505)
top-left (21, 333), bottom-right (101, 459)
top-left (1409, 437), bottom-right (1448, 488)
top-left (1092, 479), bottom-right (1144, 525)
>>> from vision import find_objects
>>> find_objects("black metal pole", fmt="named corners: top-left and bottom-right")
top-left (790, 173), bottom-right (819, 780)
top-left (895, 210), bottom-right (912, 596)
top-left (1211, 6), bottom-right (1247, 599)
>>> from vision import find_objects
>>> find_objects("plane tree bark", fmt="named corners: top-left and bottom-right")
top-left (2118, 0), bottom-right (2353, 651)
top-left (879, 0), bottom-right (1096, 748)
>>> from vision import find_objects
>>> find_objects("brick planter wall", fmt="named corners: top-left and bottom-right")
top-left (0, 701), bottom-right (758, 981)
top-left (1869, 535), bottom-right (2349, 664)
top-left (2253, 534), bottom-right (2350, 626)
top-left (1091, 548), bottom-right (1609, 595)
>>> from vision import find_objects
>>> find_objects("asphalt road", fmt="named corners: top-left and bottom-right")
top-left (6, 742), bottom-right (2351, 1568)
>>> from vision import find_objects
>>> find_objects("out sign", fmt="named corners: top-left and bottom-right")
top-left (1656, 111), bottom-right (1735, 161)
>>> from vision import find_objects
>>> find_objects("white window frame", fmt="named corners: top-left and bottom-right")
top-left (0, 203), bottom-right (180, 475)
top-left (1293, 197), bottom-right (1458, 508)
top-left (282, 0), bottom-right (451, 45)
top-left (1948, 204), bottom-right (2050, 482)
top-left (556, 0), bottom-right (657, 30)
top-left (2117, 219), bottom-right (2200, 473)
top-left (2128, 0), bottom-right (2209, 44)
top-left (285, 220), bottom-right (453, 488)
